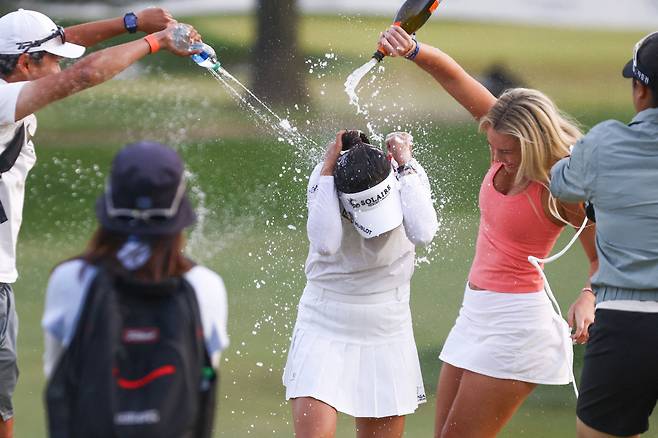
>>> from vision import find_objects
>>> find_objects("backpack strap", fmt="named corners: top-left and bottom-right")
top-left (0, 123), bottom-right (26, 174)
top-left (45, 267), bottom-right (109, 438)
top-left (176, 276), bottom-right (218, 438)
top-left (0, 123), bottom-right (26, 224)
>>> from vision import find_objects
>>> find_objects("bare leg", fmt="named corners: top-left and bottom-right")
top-left (440, 370), bottom-right (536, 438)
top-left (434, 363), bottom-right (464, 438)
top-left (355, 416), bottom-right (405, 438)
top-left (0, 418), bottom-right (13, 438)
top-left (576, 417), bottom-right (638, 438)
top-left (291, 397), bottom-right (338, 438)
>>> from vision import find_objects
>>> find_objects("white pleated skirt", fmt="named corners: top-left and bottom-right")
top-left (283, 282), bottom-right (426, 418)
top-left (439, 284), bottom-right (573, 385)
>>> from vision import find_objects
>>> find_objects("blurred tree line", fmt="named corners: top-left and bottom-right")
top-left (1, 0), bottom-right (307, 106)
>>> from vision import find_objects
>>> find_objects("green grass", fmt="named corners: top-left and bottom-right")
top-left (9, 14), bottom-right (657, 437)
top-left (12, 136), bottom-right (630, 437)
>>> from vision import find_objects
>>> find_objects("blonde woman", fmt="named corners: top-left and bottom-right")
top-left (379, 26), bottom-right (599, 438)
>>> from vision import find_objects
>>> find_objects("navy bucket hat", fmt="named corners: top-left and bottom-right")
top-left (95, 141), bottom-right (196, 236)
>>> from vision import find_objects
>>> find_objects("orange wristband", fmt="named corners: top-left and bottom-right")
top-left (143, 34), bottom-right (160, 54)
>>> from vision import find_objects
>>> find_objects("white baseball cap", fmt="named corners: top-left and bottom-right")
top-left (339, 170), bottom-right (403, 239)
top-left (0, 9), bottom-right (85, 58)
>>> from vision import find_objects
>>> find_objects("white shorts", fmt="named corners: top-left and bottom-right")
top-left (283, 282), bottom-right (426, 418)
top-left (439, 284), bottom-right (573, 385)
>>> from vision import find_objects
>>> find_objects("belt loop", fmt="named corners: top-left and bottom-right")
top-left (319, 288), bottom-right (326, 301)
top-left (396, 286), bottom-right (402, 301)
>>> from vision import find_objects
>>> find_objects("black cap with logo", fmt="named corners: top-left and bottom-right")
top-left (623, 32), bottom-right (658, 90)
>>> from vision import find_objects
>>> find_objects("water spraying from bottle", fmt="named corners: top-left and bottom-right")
top-left (207, 67), bottom-right (316, 152)
top-left (172, 22), bottom-right (318, 160)
top-left (344, 58), bottom-right (379, 115)
top-left (344, 0), bottom-right (443, 129)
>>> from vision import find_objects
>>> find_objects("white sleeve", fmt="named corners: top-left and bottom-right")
top-left (306, 163), bottom-right (342, 255)
top-left (0, 81), bottom-right (27, 125)
top-left (43, 332), bottom-right (65, 380)
top-left (185, 266), bottom-right (229, 369)
top-left (42, 260), bottom-right (97, 378)
top-left (399, 159), bottom-right (439, 246)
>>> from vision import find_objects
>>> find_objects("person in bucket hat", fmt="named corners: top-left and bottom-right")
top-left (95, 141), bottom-right (197, 236)
top-left (551, 32), bottom-right (658, 438)
top-left (0, 9), bottom-right (204, 434)
top-left (283, 130), bottom-right (438, 437)
top-left (42, 141), bottom-right (228, 437)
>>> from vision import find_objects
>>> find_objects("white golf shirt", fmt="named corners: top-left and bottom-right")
top-left (305, 159), bottom-right (439, 294)
top-left (0, 78), bottom-right (36, 283)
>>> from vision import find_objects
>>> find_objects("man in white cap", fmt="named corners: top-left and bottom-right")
top-left (0, 8), bottom-right (202, 436)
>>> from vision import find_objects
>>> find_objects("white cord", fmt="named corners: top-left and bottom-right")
top-left (528, 217), bottom-right (588, 398)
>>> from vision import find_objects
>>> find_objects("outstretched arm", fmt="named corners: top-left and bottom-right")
top-left (378, 25), bottom-right (497, 120)
top-left (14, 23), bottom-right (201, 121)
top-left (64, 8), bottom-right (175, 47)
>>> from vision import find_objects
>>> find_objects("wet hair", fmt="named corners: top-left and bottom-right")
top-left (0, 52), bottom-right (46, 77)
top-left (479, 87), bottom-right (583, 225)
top-left (334, 142), bottom-right (391, 194)
top-left (341, 130), bottom-right (370, 151)
top-left (79, 227), bottom-right (193, 282)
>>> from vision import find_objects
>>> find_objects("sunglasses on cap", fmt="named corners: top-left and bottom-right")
top-left (16, 25), bottom-right (66, 53)
top-left (631, 31), bottom-right (658, 86)
top-left (104, 177), bottom-right (187, 223)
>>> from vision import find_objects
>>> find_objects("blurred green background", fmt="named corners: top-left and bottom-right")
top-left (10, 12), bottom-right (654, 437)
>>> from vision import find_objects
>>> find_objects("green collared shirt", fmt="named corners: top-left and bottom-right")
top-left (550, 108), bottom-right (658, 301)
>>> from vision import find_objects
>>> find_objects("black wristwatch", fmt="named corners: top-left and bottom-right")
top-left (123, 12), bottom-right (138, 34)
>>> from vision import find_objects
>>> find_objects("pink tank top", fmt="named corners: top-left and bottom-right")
top-left (468, 162), bottom-right (563, 293)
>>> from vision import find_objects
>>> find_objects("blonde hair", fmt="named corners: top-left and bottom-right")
top-left (479, 88), bottom-right (583, 225)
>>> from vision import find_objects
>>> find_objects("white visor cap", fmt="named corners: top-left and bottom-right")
top-left (0, 9), bottom-right (85, 58)
top-left (339, 170), bottom-right (403, 238)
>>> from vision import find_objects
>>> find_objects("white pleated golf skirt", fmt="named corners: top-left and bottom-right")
top-left (439, 284), bottom-right (573, 385)
top-left (283, 282), bottom-right (426, 418)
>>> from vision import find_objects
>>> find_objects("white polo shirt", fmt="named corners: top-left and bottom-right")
top-left (0, 78), bottom-right (37, 283)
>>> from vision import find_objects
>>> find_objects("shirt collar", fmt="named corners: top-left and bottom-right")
top-left (630, 107), bottom-right (658, 126)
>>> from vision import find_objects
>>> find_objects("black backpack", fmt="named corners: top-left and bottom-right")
top-left (45, 266), bottom-right (217, 438)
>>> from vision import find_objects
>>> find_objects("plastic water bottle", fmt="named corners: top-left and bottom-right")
top-left (373, 0), bottom-right (443, 62)
top-left (190, 42), bottom-right (220, 71)
top-left (172, 24), bottom-right (221, 71)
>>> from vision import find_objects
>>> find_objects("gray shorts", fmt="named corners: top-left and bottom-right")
top-left (0, 284), bottom-right (18, 421)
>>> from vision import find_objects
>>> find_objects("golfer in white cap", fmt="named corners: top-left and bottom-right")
top-left (0, 8), bottom-right (202, 436)
top-left (283, 130), bottom-right (439, 438)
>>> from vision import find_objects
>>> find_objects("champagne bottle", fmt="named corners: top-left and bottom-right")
top-left (373, 0), bottom-right (442, 62)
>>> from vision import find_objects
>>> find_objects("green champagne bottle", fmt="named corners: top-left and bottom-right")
top-left (373, 0), bottom-right (442, 62)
